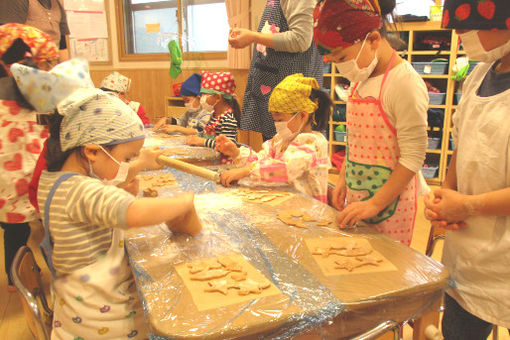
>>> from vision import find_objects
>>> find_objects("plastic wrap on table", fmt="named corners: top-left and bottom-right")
top-left (143, 131), bottom-right (219, 164)
top-left (128, 169), bottom-right (448, 339)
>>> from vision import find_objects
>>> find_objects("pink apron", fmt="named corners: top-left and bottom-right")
top-left (345, 52), bottom-right (417, 245)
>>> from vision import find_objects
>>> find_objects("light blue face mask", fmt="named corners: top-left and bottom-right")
top-left (88, 145), bottom-right (130, 186)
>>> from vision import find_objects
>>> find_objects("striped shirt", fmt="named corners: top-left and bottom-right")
top-left (203, 112), bottom-right (238, 149)
top-left (38, 171), bottom-right (135, 276)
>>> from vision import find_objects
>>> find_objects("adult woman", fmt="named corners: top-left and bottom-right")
top-left (229, 0), bottom-right (323, 141)
top-left (0, 0), bottom-right (70, 60)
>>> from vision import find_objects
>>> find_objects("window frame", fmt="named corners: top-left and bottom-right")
top-left (116, 0), bottom-right (227, 61)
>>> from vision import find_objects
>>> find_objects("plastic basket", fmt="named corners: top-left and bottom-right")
top-left (412, 61), bottom-right (448, 74)
top-left (333, 104), bottom-right (346, 122)
top-left (429, 92), bottom-right (446, 105)
top-left (422, 166), bottom-right (438, 178)
top-left (455, 92), bottom-right (462, 104)
top-left (334, 131), bottom-right (346, 142)
top-left (427, 137), bottom-right (441, 149)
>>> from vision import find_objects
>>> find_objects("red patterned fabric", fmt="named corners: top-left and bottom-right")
top-left (313, 0), bottom-right (383, 54)
top-left (200, 71), bottom-right (236, 98)
top-left (0, 23), bottom-right (58, 64)
top-left (442, 0), bottom-right (510, 30)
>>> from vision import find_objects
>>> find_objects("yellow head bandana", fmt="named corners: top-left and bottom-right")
top-left (268, 73), bottom-right (319, 115)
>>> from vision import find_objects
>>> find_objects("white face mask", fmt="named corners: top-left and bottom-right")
top-left (335, 35), bottom-right (378, 83)
top-left (200, 95), bottom-right (216, 112)
top-left (459, 30), bottom-right (510, 63)
top-left (274, 113), bottom-right (303, 146)
top-left (184, 98), bottom-right (201, 113)
top-left (88, 145), bottom-right (130, 186)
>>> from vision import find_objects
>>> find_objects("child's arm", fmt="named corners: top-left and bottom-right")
top-left (220, 137), bottom-right (327, 186)
top-left (203, 115), bottom-right (237, 149)
top-left (337, 163), bottom-right (415, 228)
top-left (331, 161), bottom-right (347, 210)
top-left (162, 124), bottom-right (198, 135)
top-left (124, 146), bottom-right (164, 183)
top-left (66, 179), bottom-right (201, 235)
top-left (126, 192), bottom-right (201, 235)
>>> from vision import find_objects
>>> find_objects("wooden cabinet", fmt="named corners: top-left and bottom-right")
top-left (324, 21), bottom-right (463, 186)
top-left (164, 96), bottom-right (187, 119)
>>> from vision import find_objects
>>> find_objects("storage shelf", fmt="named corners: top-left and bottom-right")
top-left (329, 121), bottom-right (346, 125)
top-left (331, 141), bottom-right (346, 146)
top-left (333, 100), bottom-right (346, 104)
top-left (426, 149), bottom-right (442, 154)
top-left (429, 104), bottom-right (446, 109)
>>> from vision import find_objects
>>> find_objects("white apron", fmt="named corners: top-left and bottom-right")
top-left (44, 174), bottom-right (148, 340)
top-left (443, 62), bottom-right (510, 328)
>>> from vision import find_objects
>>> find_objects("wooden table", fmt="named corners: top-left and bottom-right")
top-left (125, 168), bottom-right (448, 340)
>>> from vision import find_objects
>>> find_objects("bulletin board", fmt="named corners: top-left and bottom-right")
top-left (63, 0), bottom-right (112, 64)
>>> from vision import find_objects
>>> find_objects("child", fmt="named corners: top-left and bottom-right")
top-left (12, 60), bottom-right (201, 340)
top-left (100, 71), bottom-right (151, 126)
top-left (424, 1), bottom-right (510, 338)
top-left (216, 73), bottom-right (332, 203)
top-left (0, 23), bottom-right (59, 292)
top-left (185, 71), bottom-right (240, 163)
top-left (314, 0), bottom-right (428, 245)
top-left (152, 73), bottom-right (211, 135)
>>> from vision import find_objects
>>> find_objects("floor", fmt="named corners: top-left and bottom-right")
top-left (0, 188), bottom-right (508, 340)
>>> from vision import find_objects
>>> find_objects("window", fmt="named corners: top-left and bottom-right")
top-left (118, 0), bottom-right (229, 60)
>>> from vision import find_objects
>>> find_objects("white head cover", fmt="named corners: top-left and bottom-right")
top-left (12, 59), bottom-right (145, 151)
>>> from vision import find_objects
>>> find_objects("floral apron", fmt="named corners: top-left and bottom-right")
top-left (345, 52), bottom-right (417, 245)
top-left (43, 174), bottom-right (148, 340)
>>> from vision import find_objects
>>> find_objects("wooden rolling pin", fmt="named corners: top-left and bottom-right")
top-left (157, 155), bottom-right (220, 183)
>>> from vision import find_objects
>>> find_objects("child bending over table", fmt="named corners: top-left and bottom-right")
top-left (153, 73), bottom-right (211, 135)
top-left (13, 59), bottom-right (201, 340)
top-left (215, 73), bottom-right (332, 203)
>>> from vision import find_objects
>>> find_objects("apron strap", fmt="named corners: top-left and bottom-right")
top-left (41, 173), bottom-right (78, 278)
top-left (378, 50), bottom-right (397, 100)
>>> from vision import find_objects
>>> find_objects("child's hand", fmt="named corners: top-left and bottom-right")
top-left (153, 117), bottom-right (166, 131)
top-left (220, 167), bottom-right (250, 187)
top-left (138, 146), bottom-right (164, 170)
top-left (165, 192), bottom-right (202, 236)
top-left (424, 190), bottom-right (469, 229)
top-left (215, 135), bottom-right (239, 157)
top-left (228, 28), bottom-right (255, 49)
top-left (185, 135), bottom-right (205, 146)
top-left (161, 125), bottom-right (178, 133)
top-left (336, 199), bottom-right (382, 228)
top-left (331, 177), bottom-right (346, 211)
top-left (118, 178), bottom-right (140, 196)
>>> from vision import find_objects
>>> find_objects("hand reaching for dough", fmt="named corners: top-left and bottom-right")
top-left (215, 134), bottom-right (239, 158)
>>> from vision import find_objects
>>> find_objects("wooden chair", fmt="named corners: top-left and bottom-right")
top-left (425, 224), bottom-right (446, 257)
top-left (237, 129), bottom-right (263, 152)
top-left (10, 246), bottom-right (53, 340)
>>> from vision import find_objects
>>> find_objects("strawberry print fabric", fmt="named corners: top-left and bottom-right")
top-left (442, 0), bottom-right (510, 30)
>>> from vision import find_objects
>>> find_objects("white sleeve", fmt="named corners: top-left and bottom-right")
top-left (384, 65), bottom-right (429, 173)
top-left (272, 0), bottom-right (315, 53)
